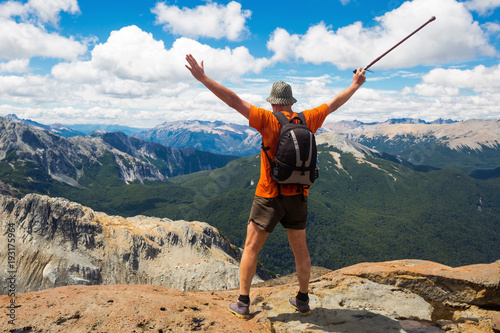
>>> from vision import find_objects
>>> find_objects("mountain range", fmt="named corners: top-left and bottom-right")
top-left (135, 118), bottom-right (500, 175)
top-left (1, 114), bottom-right (498, 332)
top-left (0, 117), bottom-right (237, 191)
top-left (322, 119), bottom-right (500, 174)
top-left (1, 193), bottom-right (498, 332)
top-left (5, 114), bottom-right (84, 138)
top-left (7, 113), bottom-right (500, 171)
top-left (1, 115), bottom-right (499, 276)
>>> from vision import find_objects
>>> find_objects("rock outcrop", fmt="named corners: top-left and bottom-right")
top-left (0, 193), bottom-right (265, 294)
top-left (1, 260), bottom-right (499, 332)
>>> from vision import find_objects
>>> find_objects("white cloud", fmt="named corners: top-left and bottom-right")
top-left (402, 83), bottom-right (461, 96)
top-left (152, 1), bottom-right (251, 41)
top-left (0, 74), bottom-right (59, 104)
top-left (420, 64), bottom-right (500, 93)
top-left (343, 62), bottom-right (489, 122)
top-left (464, 0), bottom-right (500, 16)
top-left (0, 1), bottom-right (498, 128)
top-left (267, 28), bottom-right (300, 63)
top-left (34, 25), bottom-right (272, 125)
top-left (0, 1), bottom-right (25, 19)
top-left (53, 26), bottom-right (270, 86)
top-left (90, 25), bottom-right (173, 82)
top-left (23, 0), bottom-right (80, 27)
top-left (324, 89), bottom-right (500, 123)
top-left (0, 0), bottom-right (80, 27)
top-left (0, 0), bottom-right (85, 61)
top-left (0, 59), bottom-right (29, 73)
top-left (267, 0), bottom-right (496, 70)
top-left (0, 20), bottom-right (86, 60)
top-left (483, 21), bottom-right (500, 35)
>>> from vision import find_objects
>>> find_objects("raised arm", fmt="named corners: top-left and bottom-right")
top-left (327, 68), bottom-right (366, 114)
top-left (185, 54), bottom-right (251, 119)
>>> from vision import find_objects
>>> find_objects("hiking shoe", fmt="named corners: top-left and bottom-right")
top-left (229, 301), bottom-right (250, 319)
top-left (289, 296), bottom-right (311, 316)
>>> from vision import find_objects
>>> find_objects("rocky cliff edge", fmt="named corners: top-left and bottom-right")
top-left (0, 193), bottom-right (265, 294)
top-left (1, 259), bottom-right (499, 333)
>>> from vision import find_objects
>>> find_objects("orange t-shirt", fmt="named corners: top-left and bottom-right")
top-left (249, 104), bottom-right (329, 198)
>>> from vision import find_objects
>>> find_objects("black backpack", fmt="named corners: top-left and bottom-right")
top-left (262, 112), bottom-right (318, 189)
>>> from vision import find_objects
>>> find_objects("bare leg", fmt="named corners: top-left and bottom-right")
top-left (239, 221), bottom-right (269, 296)
top-left (287, 228), bottom-right (311, 293)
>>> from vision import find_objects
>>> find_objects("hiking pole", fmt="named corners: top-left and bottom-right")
top-left (353, 16), bottom-right (436, 74)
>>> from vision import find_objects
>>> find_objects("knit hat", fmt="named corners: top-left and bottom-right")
top-left (266, 81), bottom-right (297, 105)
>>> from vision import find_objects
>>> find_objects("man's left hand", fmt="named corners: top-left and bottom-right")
top-left (185, 54), bottom-right (206, 82)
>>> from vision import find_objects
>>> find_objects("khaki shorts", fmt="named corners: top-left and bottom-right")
top-left (248, 195), bottom-right (308, 233)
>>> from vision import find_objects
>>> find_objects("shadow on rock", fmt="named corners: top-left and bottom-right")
top-left (268, 307), bottom-right (407, 333)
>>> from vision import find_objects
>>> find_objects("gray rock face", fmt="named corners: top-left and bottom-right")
top-left (0, 193), bottom-right (264, 294)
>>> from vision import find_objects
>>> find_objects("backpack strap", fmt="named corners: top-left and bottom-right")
top-left (273, 112), bottom-right (289, 126)
top-left (261, 142), bottom-right (283, 197)
top-left (296, 113), bottom-right (307, 127)
top-left (262, 112), bottom-right (289, 161)
top-left (273, 111), bottom-right (307, 127)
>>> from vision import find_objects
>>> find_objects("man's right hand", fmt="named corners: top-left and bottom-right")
top-left (185, 54), bottom-right (206, 82)
top-left (353, 68), bottom-right (366, 87)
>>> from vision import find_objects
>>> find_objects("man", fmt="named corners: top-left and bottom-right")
top-left (185, 54), bottom-right (366, 318)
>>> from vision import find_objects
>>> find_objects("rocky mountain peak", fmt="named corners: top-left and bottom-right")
top-left (5, 114), bottom-right (20, 121)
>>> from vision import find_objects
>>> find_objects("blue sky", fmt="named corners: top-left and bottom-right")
top-left (0, 0), bottom-right (499, 127)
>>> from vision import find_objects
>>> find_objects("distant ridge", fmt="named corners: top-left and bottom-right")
top-left (133, 120), bottom-right (261, 156)
top-left (322, 118), bottom-right (499, 150)
top-left (69, 123), bottom-right (147, 136)
top-left (6, 113), bottom-right (84, 138)
top-left (321, 118), bottom-right (500, 173)
top-left (384, 118), bottom-right (457, 125)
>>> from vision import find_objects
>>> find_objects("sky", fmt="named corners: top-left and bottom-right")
top-left (0, 0), bottom-right (499, 128)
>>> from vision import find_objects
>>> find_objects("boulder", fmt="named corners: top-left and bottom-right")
top-left (334, 259), bottom-right (500, 308)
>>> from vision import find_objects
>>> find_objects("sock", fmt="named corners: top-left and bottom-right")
top-left (238, 295), bottom-right (250, 304)
top-left (296, 291), bottom-right (309, 302)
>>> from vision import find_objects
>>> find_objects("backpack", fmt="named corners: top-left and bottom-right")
top-left (262, 112), bottom-right (319, 189)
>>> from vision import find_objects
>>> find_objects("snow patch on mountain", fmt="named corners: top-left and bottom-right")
top-left (316, 132), bottom-right (380, 159)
